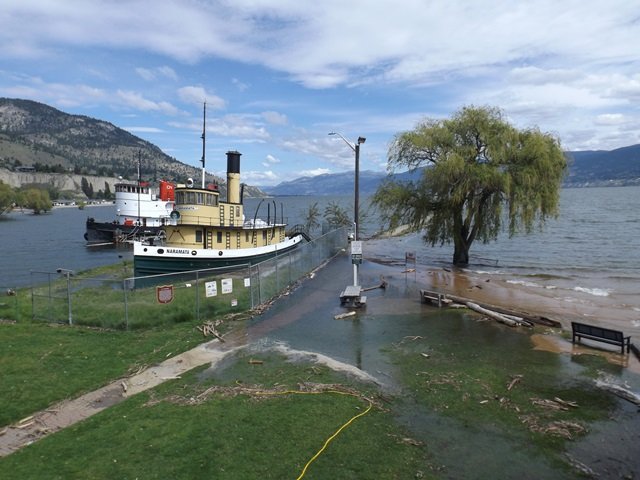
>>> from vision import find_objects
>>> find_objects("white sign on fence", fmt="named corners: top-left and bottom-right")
top-left (205, 280), bottom-right (217, 297)
top-left (221, 278), bottom-right (233, 294)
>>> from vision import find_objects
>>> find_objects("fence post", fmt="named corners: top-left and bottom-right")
top-left (123, 279), bottom-right (129, 330)
top-left (196, 270), bottom-right (200, 323)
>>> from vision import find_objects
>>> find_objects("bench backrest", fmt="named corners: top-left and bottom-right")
top-left (572, 322), bottom-right (623, 341)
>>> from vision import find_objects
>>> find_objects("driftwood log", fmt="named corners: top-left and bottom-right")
top-left (445, 294), bottom-right (560, 327)
top-left (465, 302), bottom-right (533, 328)
top-left (594, 379), bottom-right (640, 406)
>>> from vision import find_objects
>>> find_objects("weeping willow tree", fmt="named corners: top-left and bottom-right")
top-left (372, 106), bottom-right (567, 266)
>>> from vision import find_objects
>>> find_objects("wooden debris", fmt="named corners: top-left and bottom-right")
top-left (197, 321), bottom-right (225, 342)
top-left (445, 294), bottom-right (560, 327)
top-left (520, 415), bottom-right (587, 439)
top-left (564, 454), bottom-right (597, 478)
top-left (530, 397), bottom-right (577, 411)
top-left (465, 302), bottom-right (533, 328)
top-left (507, 375), bottom-right (523, 391)
top-left (334, 311), bottom-right (357, 320)
top-left (17, 415), bottom-right (34, 425)
top-left (400, 437), bottom-right (423, 446)
top-left (248, 359), bottom-right (264, 365)
top-left (362, 277), bottom-right (388, 291)
top-left (553, 397), bottom-right (579, 408)
top-left (420, 353), bottom-right (431, 359)
top-left (121, 381), bottom-right (128, 393)
top-left (594, 379), bottom-right (640, 406)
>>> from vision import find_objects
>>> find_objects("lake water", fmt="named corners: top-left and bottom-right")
top-left (1, 187), bottom-right (639, 329)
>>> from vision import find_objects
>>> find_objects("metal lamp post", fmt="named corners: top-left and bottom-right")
top-left (328, 132), bottom-right (366, 241)
top-left (329, 133), bottom-right (367, 306)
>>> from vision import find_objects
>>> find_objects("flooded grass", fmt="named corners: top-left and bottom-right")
top-left (249, 254), bottom-right (640, 478)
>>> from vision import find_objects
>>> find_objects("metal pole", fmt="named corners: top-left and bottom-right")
top-left (124, 279), bottom-right (129, 330)
top-left (353, 143), bottom-right (360, 287)
top-left (66, 272), bottom-right (73, 325)
top-left (354, 143), bottom-right (360, 241)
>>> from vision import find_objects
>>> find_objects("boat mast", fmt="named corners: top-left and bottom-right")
top-left (137, 150), bottom-right (141, 224)
top-left (201, 101), bottom-right (206, 189)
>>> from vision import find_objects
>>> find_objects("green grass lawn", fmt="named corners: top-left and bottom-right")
top-left (0, 353), bottom-right (427, 480)
top-left (0, 320), bottom-right (206, 426)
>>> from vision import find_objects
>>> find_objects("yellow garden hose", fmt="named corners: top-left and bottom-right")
top-left (254, 389), bottom-right (374, 479)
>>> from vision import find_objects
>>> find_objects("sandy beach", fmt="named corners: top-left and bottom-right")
top-left (362, 236), bottom-right (640, 377)
top-left (365, 235), bottom-right (640, 341)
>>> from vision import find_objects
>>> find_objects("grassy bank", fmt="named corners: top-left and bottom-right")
top-left (0, 352), bottom-right (426, 479)
top-left (0, 320), bottom-right (208, 426)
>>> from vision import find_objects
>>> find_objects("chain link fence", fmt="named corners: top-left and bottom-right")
top-left (0, 285), bottom-right (19, 322)
top-left (25, 227), bottom-right (347, 329)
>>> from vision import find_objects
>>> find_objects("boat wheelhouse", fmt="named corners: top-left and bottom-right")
top-left (85, 179), bottom-right (175, 245)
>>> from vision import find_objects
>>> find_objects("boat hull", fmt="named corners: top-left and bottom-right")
top-left (85, 219), bottom-right (162, 245)
top-left (133, 235), bottom-right (303, 276)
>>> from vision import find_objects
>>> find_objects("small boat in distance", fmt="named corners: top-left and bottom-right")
top-left (84, 178), bottom-right (175, 246)
top-left (133, 150), bottom-right (306, 276)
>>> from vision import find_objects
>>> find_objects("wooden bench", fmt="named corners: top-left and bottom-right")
top-left (420, 289), bottom-right (452, 308)
top-left (571, 321), bottom-right (631, 354)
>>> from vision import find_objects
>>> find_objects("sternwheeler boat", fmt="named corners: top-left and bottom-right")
top-left (84, 178), bottom-right (175, 246)
top-left (133, 150), bottom-right (306, 277)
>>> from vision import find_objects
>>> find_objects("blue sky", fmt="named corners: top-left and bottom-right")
top-left (1, 1), bottom-right (639, 186)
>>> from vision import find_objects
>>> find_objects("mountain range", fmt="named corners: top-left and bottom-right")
top-left (263, 144), bottom-right (640, 196)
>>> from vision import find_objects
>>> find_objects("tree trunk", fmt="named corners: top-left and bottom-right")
top-left (453, 239), bottom-right (469, 266)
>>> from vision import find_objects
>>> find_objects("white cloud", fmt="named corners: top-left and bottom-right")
top-left (177, 86), bottom-right (226, 110)
top-left (299, 168), bottom-right (331, 177)
top-left (0, 76), bottom-right (106, 108)
top-left (262, 111), bottom-right (287, 125)
top-left (242, 170), bottom-right (279, 185)
top-left (136, 66), bottom-right (178, 81)
top-left (116, 90), bottom-right (179, 115)
top-left (1, 0), bottom-right (639, 162)
top-left (262, 154), bottom-right (280, 167)
top-left (125, 126), bottom-right (164, 133)
top-left (232, 78), bottom-right (249, 92)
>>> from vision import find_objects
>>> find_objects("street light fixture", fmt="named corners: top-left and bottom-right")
top-left (329, 132), bottom-right (367, 305)
top-left (328, 132), bottom-right (366, 241)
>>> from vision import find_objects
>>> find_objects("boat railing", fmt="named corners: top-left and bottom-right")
top-left (177, 214), bottom-right (289, 228)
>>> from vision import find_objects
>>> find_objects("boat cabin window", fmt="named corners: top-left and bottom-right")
top-left (205, 193), bottom-right (217, 206)
top-left (217, 232), bottom-right (223, 243)
top-left (262, 230), bottom-right (267, 242)
top-left (176, 190), bottom-right (218, 206)
top-left (195, 230), bottom-right (203, 243)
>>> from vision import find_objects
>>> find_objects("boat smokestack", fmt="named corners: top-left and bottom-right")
top-left (226, 151), bottom-right (241, 204)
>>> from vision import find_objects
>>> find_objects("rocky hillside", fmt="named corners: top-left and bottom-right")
top-left (0, 98), bottom-right (263, 197)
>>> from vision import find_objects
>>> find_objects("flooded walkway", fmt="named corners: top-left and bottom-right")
top-left (2, 249), bottom-right (639, 477)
